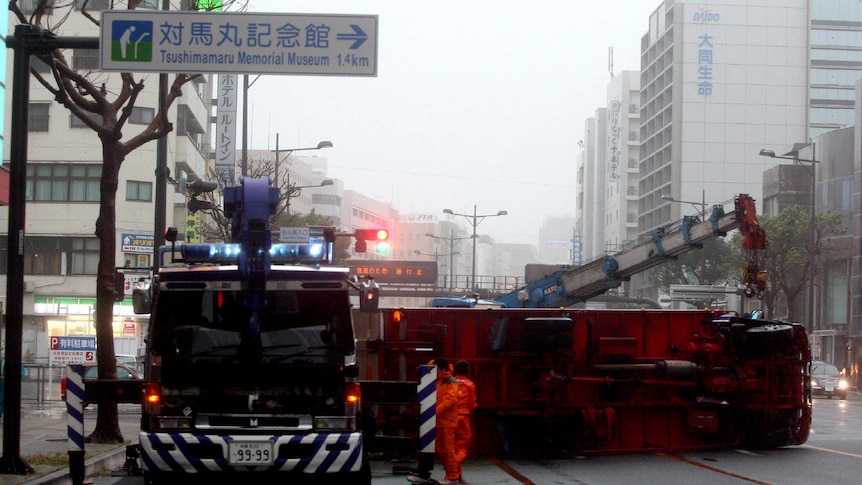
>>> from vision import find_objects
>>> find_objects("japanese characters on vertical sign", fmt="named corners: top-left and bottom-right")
top-left (216, 74), bottom-right (237, 183)
top-left (572, 235), bottom-right (582, 266)
top-left (692, 5), bottom-right (719, 96)
top-left (697, 33), bottom-right (714, 96)
top-left (608, 100), bottom-right (620, 181)
top-left (186, 208), bottom-right (202, 243)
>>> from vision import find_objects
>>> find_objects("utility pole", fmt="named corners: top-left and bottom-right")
top-left (2, 26), bottom-right (99, 475)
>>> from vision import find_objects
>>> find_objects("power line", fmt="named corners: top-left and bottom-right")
top-left (328, 164), bottom-right (575, 189)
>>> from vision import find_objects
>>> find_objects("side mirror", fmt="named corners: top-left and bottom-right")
top-left (132, 283), bottom-right (152, 314)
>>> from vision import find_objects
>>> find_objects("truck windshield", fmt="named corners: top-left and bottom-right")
top-left (150, 288), bottom-right (356, 364)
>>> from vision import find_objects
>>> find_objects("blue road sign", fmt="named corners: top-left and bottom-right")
top-left (101, 10), bottom-right (378, 76)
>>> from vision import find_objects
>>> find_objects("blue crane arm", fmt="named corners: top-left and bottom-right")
top-left (493, 196), bottom-right (756, 308)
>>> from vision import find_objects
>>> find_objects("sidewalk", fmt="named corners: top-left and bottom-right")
top-left (0, 402), bottom-right (137, 485)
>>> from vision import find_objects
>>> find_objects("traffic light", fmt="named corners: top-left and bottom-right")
top-left (188, 178), bottom-right (218, 196)
top-left (187, 198), bottom-right (215, 213)
top-left (375, 241), bottom-right (390, 254)
top-left (354, 228), bottom-right (389, 253)
top-left (359, 279), bottom-right (380, 312)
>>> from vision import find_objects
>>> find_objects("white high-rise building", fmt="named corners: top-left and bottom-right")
top-left (639, 0), bottom-right (809, 236)
top-left (604, 71), bottom-right (641, 253)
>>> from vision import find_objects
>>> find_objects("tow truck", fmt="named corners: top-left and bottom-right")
top-left (132, 177), bottom-right (375, 484)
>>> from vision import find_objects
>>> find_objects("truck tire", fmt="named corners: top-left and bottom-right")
top-left (744, 324), bottom-right (794, 357)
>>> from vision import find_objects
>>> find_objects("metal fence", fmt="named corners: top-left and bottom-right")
top-left (20, 363), bottom-right (70, 403)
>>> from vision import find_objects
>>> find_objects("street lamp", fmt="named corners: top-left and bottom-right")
top-left (414, 249), bottom-right (459, 288)
top-left (426, 231), bottom-right (474, 291)
top-left (661, 190), bottom-right (707, 218)
top-left (442, 205), bottom-right (507, 291)
top-left (759, 144), bottom-right (818, 332)
top-left (285, 178), bottom-right (333, 215)
top-left (271, 133), bottom-right (333, 188)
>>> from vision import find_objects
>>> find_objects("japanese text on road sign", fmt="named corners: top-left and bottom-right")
top-left (101, 11), bottom-right (378, 76)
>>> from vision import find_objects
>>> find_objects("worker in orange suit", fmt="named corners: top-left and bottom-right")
top-left (433, 358), bottom-right (461, 485)
top-left (453, 360), bottom-right (476, 483)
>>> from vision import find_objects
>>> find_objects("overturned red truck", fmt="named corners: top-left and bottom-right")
top-left (358, 307), bottom-right (811, 456)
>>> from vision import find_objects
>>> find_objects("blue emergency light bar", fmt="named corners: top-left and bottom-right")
top-left (180, 241), bottom-right (331, 265)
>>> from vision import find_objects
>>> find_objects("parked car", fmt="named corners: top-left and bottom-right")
top-left (811, 361), bottom-right (848, 400)
top-left (59, 361), bottom-right (142, 401)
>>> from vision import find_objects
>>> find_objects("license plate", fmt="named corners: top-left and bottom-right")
top-left (228, 442), bottom-right (273, 465)
top-left (825, 386), bottom-right (834, 392)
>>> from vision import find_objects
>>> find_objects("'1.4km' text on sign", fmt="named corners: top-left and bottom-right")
top-left (100, 10), bottom-right (378, 76)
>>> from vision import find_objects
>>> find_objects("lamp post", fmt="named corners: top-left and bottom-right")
top-left (271, 133), bottom-right (333, 188)
top-left (442, 205), bottom-right (507, 291)
top-left (414, 249), bottom-right (459, 288)
top-left (285, 177), bottom-right (334, 215)
top-left (759, 145), bottom-right (818, 332)
top-left (425, 231), bottom-right (474, 291)
top-left (661, 189), bottom-right (707, 218)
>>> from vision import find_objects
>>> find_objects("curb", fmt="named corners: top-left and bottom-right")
top-left (22, 446), bottom-right (130, 485)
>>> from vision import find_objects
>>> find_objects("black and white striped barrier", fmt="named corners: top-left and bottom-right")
top-left (65, 364), bottom-right (144, 485)
top-left (415, 364), bottom-right (437, 480)
top-left (65, 364), bottom-right (86, 485)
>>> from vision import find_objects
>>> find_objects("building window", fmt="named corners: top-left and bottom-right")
top-left (19, 0), bottom-right (55, 14)
top-left (127, 180), bottom-right (153, 202)
top-left (29, 103), bottom-right (50, 132)
top-left (70, 238), bottom-right (100, 275)
top-left (0, 236), bottom-right (98, 275)
top-left (129, 107), bottom-right (155, 125)
top-left (27, 163), bottom-right (102, 202)
top-left (72, 49), bottom-right (100, 70)
top-left (70, 112), bottom-right (104, 128)
top-left (135, 0), bottom-right (159, 8)
top-left (75, 0), bottom-right (109, 10)
top-left (25, 238), bottom-right (64, 275)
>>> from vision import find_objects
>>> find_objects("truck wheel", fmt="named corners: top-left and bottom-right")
top-left (744, 324), bottom-right (794, 356)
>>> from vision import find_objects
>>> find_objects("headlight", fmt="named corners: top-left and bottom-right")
top-left (811, 379), bottom-right (819, 387)
top-left (157, 417), bottom-right (192, 429)
top-left (838, 379), bottom-right (849, 390)
top-left (315, 416), bottom-right (355, 431)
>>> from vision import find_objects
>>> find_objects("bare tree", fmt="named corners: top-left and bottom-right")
top-left (199, 160), bottom-right (323, 243)
top-left (8, 0), bottom-right (246, 443)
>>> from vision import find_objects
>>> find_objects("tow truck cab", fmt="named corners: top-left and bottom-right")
top-left (133, 178), bottom-right (372, 484)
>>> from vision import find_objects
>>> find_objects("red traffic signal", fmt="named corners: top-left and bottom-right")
top-left (354, 228), bottom-right (389, 241)
top-left (354, 229), bottom-right (389, 253)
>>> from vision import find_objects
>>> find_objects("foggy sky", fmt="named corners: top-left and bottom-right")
top-left (242, 0), bottom-right (658, 245)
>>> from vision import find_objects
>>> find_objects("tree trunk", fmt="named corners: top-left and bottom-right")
top-left (88, 145), bottom-right (124, 444)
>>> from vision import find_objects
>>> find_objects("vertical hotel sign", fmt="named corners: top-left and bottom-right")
top-left (608, 100), bottom-right (620, 181)
top-left (216, 74), bottom-right (237, 183)
top-left (692, 5), bottom-right (720, 96)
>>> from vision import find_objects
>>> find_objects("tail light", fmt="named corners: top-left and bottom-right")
top-left (345, 381), bottom-right (360, 416)
top-left (145, 382), bottom-right (161, 414)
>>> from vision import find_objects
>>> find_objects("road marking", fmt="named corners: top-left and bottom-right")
top-left (802, 444), bottom-right (862, 459)
top-left (657, 452), bottom-right (773, 485)
top-left (488, 458), bottom-right (536, 485)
